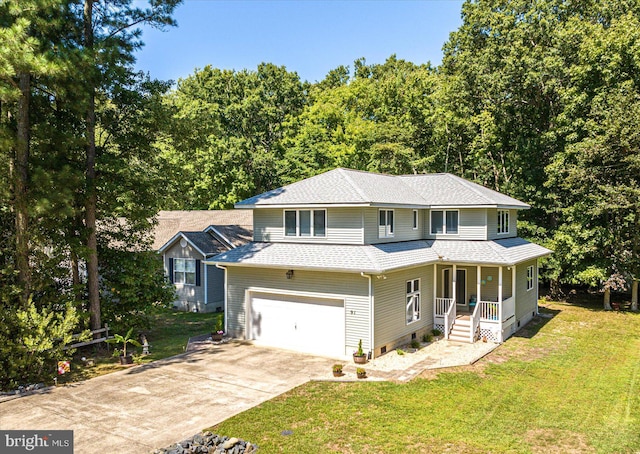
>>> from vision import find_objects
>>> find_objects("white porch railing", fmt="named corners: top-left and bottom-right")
top-left (470, 302), bottom-right (481, 343)
top-left (478, 301), bottom-right (500, 322)
top-left (444, 299), bottom-right (456, 339)
top-left (502, 296), bottom-right (515, 321)
top-left (435, 297), bottom-right (454, 316)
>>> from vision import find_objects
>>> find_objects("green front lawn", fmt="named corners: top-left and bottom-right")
top-left (211, 301), bottom-right (640, 453)
top-left (58, 310), bottom-right (222, 383)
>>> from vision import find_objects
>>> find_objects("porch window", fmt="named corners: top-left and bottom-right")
top-left (379, 209), bottom-right (394, 238)
top-left (174, 258), bottom-right (196, 285)
top-left (431, 210), bottom-right (459, 235)
top-left (498, 210), bottom-right (510, 234)
top-left (284, 209), bottom-right (327, 237)
top-left (527, 265), bottom-right (535, 291)
top-left (406, 278), bottom-right (420, 324)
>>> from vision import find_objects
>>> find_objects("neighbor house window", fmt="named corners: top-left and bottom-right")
top-left (284, 209), bottom-right (326, 237)
top-left (431, 210), bottom-right (459, 235)
top-left (413, 210), bottom-right (419, 230)
top-left (498, 210), bottom-right (510, 234)
top-left (174, 258), bottom-right (196, 285)
top-left (527, 265), bottom-right (535, 291)
top-left (379, 209), bottom-right (394, 238)
top-left (406, 278), bottom-right (420, 324)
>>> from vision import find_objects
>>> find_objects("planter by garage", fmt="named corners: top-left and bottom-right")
top-left (353, 354), bottom-right (367, 364)
top-left (211, 332), bottom-right (223, 342)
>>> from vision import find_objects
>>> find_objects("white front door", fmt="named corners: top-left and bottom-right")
top-left (248, 292), bottom-right (345, 358)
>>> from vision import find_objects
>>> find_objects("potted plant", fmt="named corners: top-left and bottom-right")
top-left (107, 328), bottom-right (141, 365)
top-left (332, 364), bottom-right (344, 377)
top-left (353, 339), bottom-right (367, 364)
top-left (211, 317), bottom-right (224, 341)
top-left (356, 367), bottom-right (367, 379)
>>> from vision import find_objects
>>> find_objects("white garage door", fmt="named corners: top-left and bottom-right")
top-left (249, 292), bottom-right (345, 358)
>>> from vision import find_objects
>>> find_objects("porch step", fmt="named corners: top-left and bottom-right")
top-left (448, 318), bottom-right (473, 343)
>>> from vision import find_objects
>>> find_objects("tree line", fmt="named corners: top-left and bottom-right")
top-left (1, 0), bottom-right (639, 388)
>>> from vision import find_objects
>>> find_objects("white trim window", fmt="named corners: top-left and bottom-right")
top-left (284, 209), bottom-right (326, 237)
top-left (379, 209), bottom-right (394, 238)
top-left (406, 278), bottom-right (420, 324)
top-left (527, 265), bottom-right (535, 291)
top-left (412, 209), bottom-right (419, 230)
top-left (174, 258), bottom-right (196, 285)
top-left (431, 210), bottom-right (459, 235)
top-left (498, 210), bottom-right (510, 235)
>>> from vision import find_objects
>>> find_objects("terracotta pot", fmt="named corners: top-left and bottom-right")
top-left (357, 372), bottom-right (367, 379)
top-left (211, 333), bottom-right (223, 341)
top-left (332, 370), bottom-right (343, 377)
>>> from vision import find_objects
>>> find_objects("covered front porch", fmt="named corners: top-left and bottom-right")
top-left (432, 263), bottom-right (517, 343)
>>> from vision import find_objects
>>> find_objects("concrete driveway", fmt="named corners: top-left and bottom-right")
top-left (0, 341), bottom-right (339, 453)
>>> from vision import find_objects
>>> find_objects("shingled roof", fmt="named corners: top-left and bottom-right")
top-left (209, 238), bottom-right (551, 273)
top-left (235, 168), bottom-right (529, 209)
top-left (152, 210), bottom-right (253, 251)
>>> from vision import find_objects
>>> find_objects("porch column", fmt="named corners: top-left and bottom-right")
top-left (498, 266), bottom-right (503, 341)
top-left (477, 266), bottom-right (481, 304)
top-left (452, 264), bottom-right (457, 304)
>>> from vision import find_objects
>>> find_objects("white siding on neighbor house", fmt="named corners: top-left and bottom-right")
top-left (515, 259), bottom-right (538, 329)
top-left (225, 267), bottom-right (370, 355)
top-left (487, 209), bottom-right (518, 240)
top-left (164, 241), bottom-right (205, 311)
top-left (253, 207), bottom-right (364, 244)
top-left (426, 208), bottom-right (487, 241)
top-left (373, 265), bottom-right (434, 350)
top-left (365, 207), bottom-right (424, 244)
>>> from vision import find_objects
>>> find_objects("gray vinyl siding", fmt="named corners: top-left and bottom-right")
top-left (373, 265), bottom-right (434, 349)
top-left (225, 266), bottom-right (370, 354)
top-left (426, 208), bottom-right (488, 240)
top-left (164, 241), bottom-right (205, 311)
top-left (487, 209), bottom-right (518, 240)
top-left (253, 207), bottom-right (364, 244)
top-left (365, 208), bottom-right (424, 244)
top-left (515, 260), bottom-right (538, 326)
top-left (206, 264), bottom-right (225, 311)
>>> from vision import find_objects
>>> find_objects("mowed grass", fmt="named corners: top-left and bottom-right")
top-left (58, 310), bottom-right (222, 383)
top-left (211, 301), bottom-right (640, 453)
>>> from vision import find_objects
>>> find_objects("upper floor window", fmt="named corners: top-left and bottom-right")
top-left (284, 209), bottom-right (326, 237)
top-left (431, 210), bottom-right (458, 235)
top-left (527, 265), bottom-right (535, 291)
top-left (174, 258), bottom-right (196, 285)
top-left (413, 210), bottom-right (419, 230)
top-left (379, 209), bottom-right (394, 238)
top-left (406, 278), bottom-right (420, 324)
top-left (498, 210), bottom-right (510, 235)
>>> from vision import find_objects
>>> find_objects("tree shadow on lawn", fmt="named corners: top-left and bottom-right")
top-left (510, 305), bottom-right (561, 340)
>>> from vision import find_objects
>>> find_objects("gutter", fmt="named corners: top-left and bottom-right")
top-left (360, 272), bottom-right (374, 359)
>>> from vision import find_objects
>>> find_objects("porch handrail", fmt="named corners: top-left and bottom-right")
top-left (470, 301), bottom-right (481, 343)
top-left (478, 300), bottom-right (500, 322)
top-left (435, 297), bottom-right (454, 316)
top-left (502, 296), bottom-right (515, 322)
top-left (444, 298), bottom-right (456, 339)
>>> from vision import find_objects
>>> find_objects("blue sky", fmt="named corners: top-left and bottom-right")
top-left (134, 0), bottom-right (465, 84)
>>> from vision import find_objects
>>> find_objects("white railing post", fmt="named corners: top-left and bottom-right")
top-left (471, 302), bottom-right (481, 343)
top-left (444, 299), bottom-right (456, 339)
top-left (498, 267), bottom-right (503, 342)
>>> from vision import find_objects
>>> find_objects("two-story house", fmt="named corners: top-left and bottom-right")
top-left (210, 168), bottom-right (551, 359)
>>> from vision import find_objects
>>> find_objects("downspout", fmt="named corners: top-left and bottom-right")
top-left (360, 272), bottom-right (373, 359)
top-left (215, 263), bottom-right (228, 334)
top-left (204, 260), bottom-right (208, 307)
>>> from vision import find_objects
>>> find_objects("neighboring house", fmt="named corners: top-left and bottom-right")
top-left (210, 169), bottom-right (551, 359)
top-left (154, 211), bottom-right (252, 312)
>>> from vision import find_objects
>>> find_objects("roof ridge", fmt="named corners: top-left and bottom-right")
top-left (338, 168), bottom-right (373, 203)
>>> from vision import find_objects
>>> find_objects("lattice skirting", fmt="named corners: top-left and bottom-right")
top-left (434, 323), bottom-right (444, 333)
top-left (479, 328), bottom-right (500, 343)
